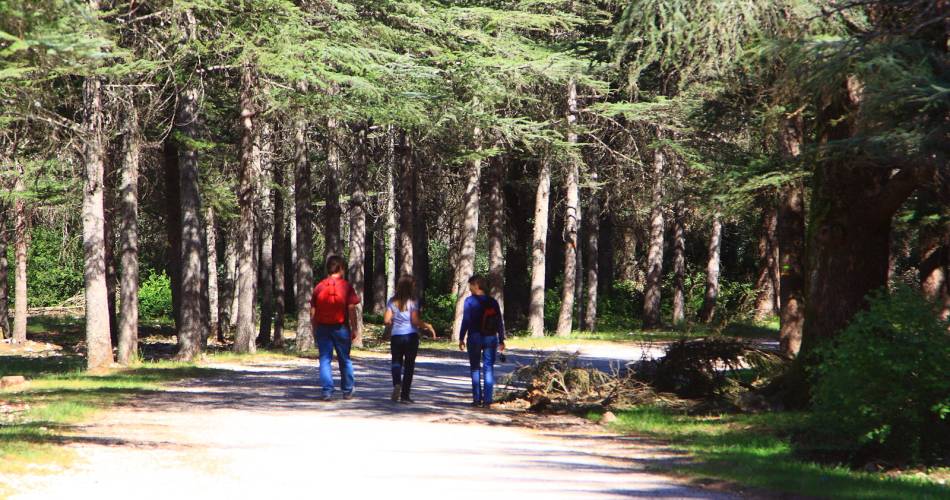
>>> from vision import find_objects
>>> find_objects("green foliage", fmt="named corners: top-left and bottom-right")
top-left (803, 287), bottom-right (950, 466)
top-left (16, 225), bottom-right (83, 308)
top-left (138, 271), bottom-right (173, 322)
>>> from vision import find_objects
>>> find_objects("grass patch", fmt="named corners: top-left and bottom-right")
top-left (606, 406), bottom-right (948, 499)
top-left (0, 355), bottom-right (228, 481)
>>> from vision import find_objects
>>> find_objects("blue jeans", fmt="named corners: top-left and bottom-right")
top-left (467, 334), bottom-right (498, 404)
top-left (315, 325), bottom-right (354, 397)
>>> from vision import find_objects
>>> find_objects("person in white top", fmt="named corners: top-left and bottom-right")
top-left (383, 275), bottom-right (435, 403)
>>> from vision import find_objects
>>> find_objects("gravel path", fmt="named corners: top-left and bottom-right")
top-left (6, 350), bottom-right (738, 500)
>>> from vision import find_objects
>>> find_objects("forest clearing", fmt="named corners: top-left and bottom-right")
top-left (1, 0), bottom-right (948, 498)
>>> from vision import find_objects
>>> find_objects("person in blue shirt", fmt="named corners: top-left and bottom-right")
top-left (457, 275), bottom-right (506, 408)
top-left (384, 275), bottom-right (435, 403)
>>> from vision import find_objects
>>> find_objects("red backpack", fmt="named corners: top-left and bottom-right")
top-left (479, 296), bottom-right (501, 335)
top-left (313, 277), bottom-right (347, 325)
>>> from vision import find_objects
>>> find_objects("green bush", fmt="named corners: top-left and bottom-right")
top-left (138, 271), bottom-right (173, 321)
top-left (803, 286), bottom-right (950, 466)
top-left (13, 226), bottom-right (84, 307)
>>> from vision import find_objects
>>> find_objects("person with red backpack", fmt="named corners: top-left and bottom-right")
top-left (310, 255), bottom-right (361, 401)
top-left (457, 275), bottom-right (506, 408)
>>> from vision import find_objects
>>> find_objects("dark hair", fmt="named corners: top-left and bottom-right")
top-left (326, 255), bottom-right (346, 276)
top-left (468, 275), bottom-right (488, 292)
top-left (393, 275), bottom-right (415, 312)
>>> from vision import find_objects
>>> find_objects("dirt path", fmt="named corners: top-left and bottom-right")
top-left (5, 352), bottom-right (737, 500)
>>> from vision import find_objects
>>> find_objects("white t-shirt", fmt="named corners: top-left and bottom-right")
top-left (388, 299), bottom-right (418, 336)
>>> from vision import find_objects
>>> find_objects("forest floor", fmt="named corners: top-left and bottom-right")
top-left (1, 350), bottom-right (742, 500)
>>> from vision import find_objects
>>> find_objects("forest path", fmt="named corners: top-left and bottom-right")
top-left (8, 351), bottom-right (737, 500)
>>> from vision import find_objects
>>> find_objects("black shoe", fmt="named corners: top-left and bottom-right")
top-left (400, 397), bottom-right (414, 404)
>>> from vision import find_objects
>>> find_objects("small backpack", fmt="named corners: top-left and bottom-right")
top-left (479, 296), bottom-right (501, 335)
top-left (314, 277), bottom-right (347, 324)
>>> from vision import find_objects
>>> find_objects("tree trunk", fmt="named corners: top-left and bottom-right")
top-left (162, 139), bottom-right (183, 329)
top-left (451, 134), bottom-right (482, 341)
top-left (103, 157), bottom-right (118, 346)
top-left (234, 64), bottom-right (260, 354)
top-left (581, 167), bottom-right (600, 332)
top-left (347, 125), bottom-right (368, 347)
top-left (117, 105), bottom-right (140, 365)
top-left (272, 161), bottom-right (287, 348)
top-left (698, 213), bottom-right (723, 323)
top-left (176, 83), bottom-right (207, 361)
top-left (293, 106), bottom-right (315, 352)
top-left (324, 115), bottom-right (343, 260)
top-left (0, 204), bottom-right (9, 338)
top-left (777, 117), bottom-right (805, 358)
top-left (754, 204), bottom-right (779, 320)
top-left (81, 70), bottom-right (114, 370)
top-left (12, 163), bottom-right (29, 344)
top-left (371, 218), bottom-right (387, 313)
top-left (528, 160), bottom-right (552, 337)
top-left (487, 158), bottom-right (506, 311)
top-left (396, 131), bottom-right (414, 277)
top-left (385, 127), bottom-right (397, 300)
top-left (220, 233), bottom-right (237, 336)
top-left (616, 219), bottom-right (639, 283)
top-left (671, 201), bottom-right (686, 326)
top-left (205, 206), bottom-right (219, 344)
top-left (257, 146), bottom-right (274, 347)
top-left (556, 80), bottom-right (581, 337)
top-left (642, 143), bottom-right (666, 329)
top-left (919, 196), bottom-right (948, 310)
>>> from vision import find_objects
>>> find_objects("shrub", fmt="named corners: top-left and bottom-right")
top-left (803, 286), bottom-right (950, 466)
top-left (138, 271), bottom-right (173, 321)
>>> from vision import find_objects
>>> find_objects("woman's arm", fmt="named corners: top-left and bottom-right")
top-left (410, 310), bottom-right (436, 338)
top-left (383, 306), bottom-right (393, 327)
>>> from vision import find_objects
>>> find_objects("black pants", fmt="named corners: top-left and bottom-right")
top-left (390, 333), bottom-right (419, 398)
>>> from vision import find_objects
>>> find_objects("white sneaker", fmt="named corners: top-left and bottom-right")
top-left (391, 386), bottom-right (400, 402)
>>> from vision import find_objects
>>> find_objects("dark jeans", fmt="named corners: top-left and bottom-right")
top-left (390, 333), bottom-right (419, 398)
top-left (315, 324), bottom-right (354, 397)
top-left (467, 334), bottom-right (498, 404)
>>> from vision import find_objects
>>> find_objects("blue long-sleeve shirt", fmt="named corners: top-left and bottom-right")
top-left (459, 294), bottom-right (506, 343)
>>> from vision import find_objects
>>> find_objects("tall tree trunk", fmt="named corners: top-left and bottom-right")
top-left (451, 133), bottom-right (482, 341)
top-left (777, 117), bottom-right (805, 357)
top-left (581, 168), bottom-right (600, 332)
top-left (528, 160), bottom-right (552, 337)
top-left (371, 218), bottom-right (387, 313)
top-left (220, 233), bottom-right (237, 336)
top-left (0, 204), bottom-right (9, 338)
top-left (12, 163), bottom-right (29, 344)
top-left (754, 203), bottom-right (779, 320)
top-left (205, 206), bottom-right (219, 344)
top-left (487, 158), bottom-right (506, 311)
top-left (698, 213), bottom-right (723, 323)
top-left (103, 157), bottom-right (118, 346)
top-left (919, 191), bottom-right (948, 313)
top-left (411, 167), bottom-right (429, 306)
top-left (348, 126), bottom-right (368, 347)
top-left (396, 131), bottom-right (414, 277)
top-left (293, 105), bottom-right (315, 351)
top-left (234, 63), bottom-right (260, 354)
top-left (272, 161), bottom-right (287, 348)
top-left (81, 69), bottom-right (114, 370)
top-left (176, 83), bottom-right (206, 361)
top-left (671, 201), bottom-right (686, 326)
top-left (162, 139), bottom-right (183, 329)
top-left (385, 127), bottom-right (397, 300)
top-left (324, 115), bottom-right (343, 260)
top-left (556, 80), bottom-right (581, 337)
top-left (642, 143), bottom-right (666, 329)
top-left (616, 219), bottom-right (639, 283)
top-left (117, 105), bottom-right (140, 365)
top-left (257, 147), bottom-right (274, 346)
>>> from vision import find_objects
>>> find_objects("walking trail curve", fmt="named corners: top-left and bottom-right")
top-left (7, 349), bottom-right (738, 500)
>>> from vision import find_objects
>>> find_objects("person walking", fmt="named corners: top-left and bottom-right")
top-left (384, 275), bottom-right (435, 403)
top-left (311, 255), bottom-right (361, 401)
top-left (458, 275), bottom-right (506, 408)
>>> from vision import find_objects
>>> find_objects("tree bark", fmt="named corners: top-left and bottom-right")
top-left (176, 82), bottom-right (207, 361)
top-left (347, 125), bottom-right (368, 347)
top-left (754, 203), bottom-right (779, 320)
top-left (205, 206), bottom-right (219, 344)
top-left (671, 200), bottom-right (686, 326)
top-left (272, 161), bottom-right (287, 348)
top-left (698, 213), bottom-right (723, 323)
top-left (451, 133), bottom-right (482, 341)
top-left (162, 139), bottom-right (183, 329)
top-left (556, 80), bottom-right (581, 337)
top-left (103, 157), bottom-right (118, 346)
top-left (487, 158), bottom-right (506, 311)
top-left (220, 232), bottom-right (237, 336)
top-left (81, 69), bottom-right (114, 370)
top-left (396, 131), bottom-right (414, 277)
top-left (581, 167), bottom-right (600, 332)
top-left (117, 104), bottom-right (141, 365)
top-left (616, 219), bottom-right (639, 283)
top-left (257, 144), bottom-right (274, 347)
top-left (777, 117), bottom-right (805, 357)
top-left (528, 160), bottom-right (552, 337)
top-left (293, 106), bottom-right (315, 351)
top-left (371, 218), bottom-right (387, 313)
top-left (0, 203), bottom-right (9, 338)
top-left (385, 127), bottom-right (397, 300)
top-left (324, 115), bottom-right (344, 260)
top-left (234, 63), bottom-right (260, 354)
top-left (642, 143), bottom-right (666, 329)
top-left (12, 163), bottom-right (29, 344)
